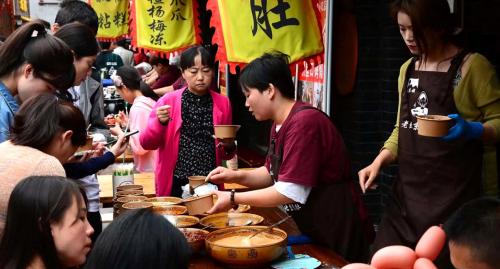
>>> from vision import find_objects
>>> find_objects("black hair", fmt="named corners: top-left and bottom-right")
top-left (54, 22), bottom-right (99, 59)
top-left (390, 0), bottom-right (460, 59)
top-left (239, 51), bottom-right (295, 99)
top-left (115, 39), bottom-right (128, 49)
top-left (99, 41), bottom-right (111, 50)
top-left (10, 93), bottom-right (87, 149)
top-left (0, 176), bottom-right (88, 269)
top-left (444, 197), bottom-right (500, 268)
top-left (84, 209), bottom-right (190, 269)
top-left (179, 45), bottom-right (214, 71)
top-left (55, 0), bottom-right (99, 34)
top-left (149, 54), bottom-right (170, 66)
top-left (0, 20), bottom-right (76, 91)
top-left (116, 66), bottom-right (159, 101)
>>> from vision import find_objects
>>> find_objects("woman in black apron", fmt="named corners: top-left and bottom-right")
top-left (206, 52), bottom-right (374, 262)
top-left (358, 0), bottom-right (500, 267)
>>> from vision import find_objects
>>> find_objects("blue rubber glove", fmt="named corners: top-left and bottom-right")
top-left (442, 114), bottom-right (484, 141)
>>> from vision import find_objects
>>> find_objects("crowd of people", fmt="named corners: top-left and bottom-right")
top-left (0, 0), bottom-right (498, 268)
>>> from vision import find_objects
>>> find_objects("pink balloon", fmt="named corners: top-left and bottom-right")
top-left (371, 245), bottom-right (417, 269)
top-left (413, 258), bottom-right (438, 269)
top-left (341, 263), bottom-right (376, 269)
top-left (415, 226), bottom-right (446, 260)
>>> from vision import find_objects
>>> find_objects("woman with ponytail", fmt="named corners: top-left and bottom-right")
top-left (0, 19), bottom-right (75, 142)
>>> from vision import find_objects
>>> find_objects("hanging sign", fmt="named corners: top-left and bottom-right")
top-left (130, 0), bottom-right (201, 55)
top-left (208, 0), bottom-right (324, 71)
top-left (89, 0), bottom-right (129, 41)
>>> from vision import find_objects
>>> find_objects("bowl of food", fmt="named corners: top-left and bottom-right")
top-left (213, 125), bottom-right (241, 139)
top-left (180, 228), bottom-right (209, 254)
top-left (416, 115), bottom-right (453, 137)
top-left (121, 201), bottom-right (153, 214)
top-left (183, 194), bottom-right (214, 215)
top-left (146, 196), bottom-right (183, 206)
top-left (164, 215), bottom-right (200, 228)
top-left (205, 226), bottom-right (287, 266)
top-left (152, 205), bottom-right (188, 215)
top-left (200, 212), bottom-right (263, 229)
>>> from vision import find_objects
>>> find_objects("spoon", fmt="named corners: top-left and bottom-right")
top-left (247, 215), bottom-right (292, 239)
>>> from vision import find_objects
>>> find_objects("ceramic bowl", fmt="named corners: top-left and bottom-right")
top-left (152, 205), bottom-right (188, 215)
top-left (199, 212), bottom-right (263, 229)
top-left (116, 184), bottom-right (144, 192)
top-left (146, 196), bottom-right (183, 206)
top-left (180, 228), bottom-right (210, 254)
top-left (205, 226), bottom-right (287, 267)
top-left (164, 215), bottom-right (200, 228)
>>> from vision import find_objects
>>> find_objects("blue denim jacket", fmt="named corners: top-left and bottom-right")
top-left (0, 82), bottom-right (19, 143)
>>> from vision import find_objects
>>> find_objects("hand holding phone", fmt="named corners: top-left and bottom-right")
top-left (109, 133), bottom-right (131, 157)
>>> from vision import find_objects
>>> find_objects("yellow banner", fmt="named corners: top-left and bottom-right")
top-left (91, 0), bottom-right (129, 40)
top-left (217, 0), bottom-right (323, 63)
top-left (134, 0), bottom-right (197, 52)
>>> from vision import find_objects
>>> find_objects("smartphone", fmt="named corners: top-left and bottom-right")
top-left (104, 130), bottom-right (139, 146)
top-left (124, 130), bottom-right (139, 138)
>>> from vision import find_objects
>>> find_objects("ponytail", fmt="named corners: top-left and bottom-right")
top-left (0, 20), bottom-right (75, 91)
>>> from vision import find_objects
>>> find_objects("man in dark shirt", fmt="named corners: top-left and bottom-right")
top-left (149, 55), bottom-right (181, 90)
top-left (94, 41), bottom-right (124, 80)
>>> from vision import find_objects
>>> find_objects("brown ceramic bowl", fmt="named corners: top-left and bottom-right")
top-left (205, 226), bottom-right (287, 267)
top-left (146, 196), bottom-right (183, 206)
top-left (115, 196), bottom-right (147, 212)
top-left (164, 215), bottom-right (200, 228)
top-left (121, 201), bottom-right (153, 212)
top-left (213, 125), bottom-right (241, 139)
top-left (116, 184), bottom-right (144, 192)
top-left (152, 205), bottom-right (188, 215)
top-left (180, 228), bottom-right (209, 254)
top-left (188, 176), bottom-right (206, 189)
top-left (199, 212), bottom-right (263, 229)
top-left (116, 190), bottom-right (144, 198)
top-left (183, 194), bottom-right (214, 215)
top-left (416, 115), bottom-right (453, 137)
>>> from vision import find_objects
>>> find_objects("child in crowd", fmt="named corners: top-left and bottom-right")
top-left (0, 20), bottom-right (75, 142)
top-left (84, 208), bottom-right (190, 269)
top-left (112, 66), bottom-right (158, 172)
top-left (445, 197), bottom-right (500, 269)
top-left (0, 176), bottom-right (93, 268)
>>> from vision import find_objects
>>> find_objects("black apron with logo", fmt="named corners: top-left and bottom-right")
top-left (269, 105), bottom-right (373, 262)
top-left (374, 52), bottom-right (483, 267)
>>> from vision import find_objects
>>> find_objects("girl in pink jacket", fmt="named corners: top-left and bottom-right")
top-left (140, 46), bottom-right (233, 196)
top-left (113, 66), bottom-right (159, 172)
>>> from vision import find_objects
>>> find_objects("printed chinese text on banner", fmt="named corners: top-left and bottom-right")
top-left (89, 0), bottom-right (129, 41)
top-left (131, 0), bottom-right (200, 55)
top-left (208, 0), bottom-right (324, 71)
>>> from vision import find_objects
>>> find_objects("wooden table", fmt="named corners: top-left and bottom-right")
top-left (98, 172), bottom-right (249, 204)
top-left (97, 172), bottom-right (347, 268)
top-left (189, 206), bottom-right (347, 268)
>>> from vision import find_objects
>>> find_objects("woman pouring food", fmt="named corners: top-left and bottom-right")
top-left (206, 52), bottom-right (373, 262)
top-left (357, 0), bottom-right (500, 266)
